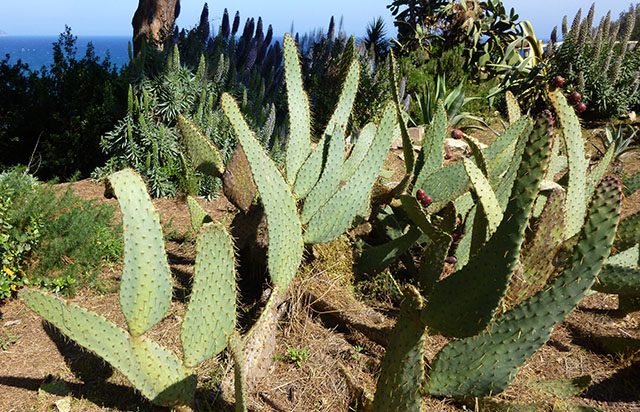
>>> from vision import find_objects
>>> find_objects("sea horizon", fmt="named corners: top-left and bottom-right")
top-left (0, 35), bottom-right (131, 70)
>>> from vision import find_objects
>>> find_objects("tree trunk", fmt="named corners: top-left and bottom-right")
top-left (132, 0), bottom-right (180, 57)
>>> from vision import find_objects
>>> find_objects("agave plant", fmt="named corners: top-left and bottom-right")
top-left (594, 123), bottom-right (639, 161)
top-left (413, 74), bottom-right (484, 129)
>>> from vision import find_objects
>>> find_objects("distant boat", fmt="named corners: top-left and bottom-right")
top-left (0, 30), bottom-right (8, 37)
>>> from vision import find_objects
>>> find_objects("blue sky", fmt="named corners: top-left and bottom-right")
top-left (0, 1), bottom-right (634, 40)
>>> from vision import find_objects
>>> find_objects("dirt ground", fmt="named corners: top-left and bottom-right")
top-left (1, 134), bottom-right (639, 411)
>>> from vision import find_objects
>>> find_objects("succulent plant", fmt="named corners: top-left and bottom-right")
top-left (20, 169), bottom-right (239, 408)
top-left (371, 115), bottom-right (622, 410)
top-left (179, 33), bottom-right (398, 387)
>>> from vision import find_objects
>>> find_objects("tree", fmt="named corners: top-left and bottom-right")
top-left (132, 0), bottom-right (181, 57)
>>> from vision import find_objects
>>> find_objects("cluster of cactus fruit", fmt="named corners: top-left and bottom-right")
top-left (551, 74), bottom-right (586, 113)
top-left (16, 31), bottom-right (637, 410)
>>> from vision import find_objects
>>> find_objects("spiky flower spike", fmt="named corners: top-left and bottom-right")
top-left (426, 176), bottom-right (621, 397)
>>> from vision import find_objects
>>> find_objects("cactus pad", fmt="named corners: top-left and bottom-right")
top-left (109, 169), bottom-right (172, 337)
top-left (342, 123), bottom-right (377, 180)
top-left (505, 90), bottom-right (521, 124)
top-left (417, 116), bottom-right (530, 211)
top-left (372, 287), bottom-right (425, 412)
top-left (421, 117), bottom-right (552, 338)
top-left (304, 101), bottom-right (396, 243)
top-left (181, 224), bottom-right (236, 367)
top-left (186, 196), bottom-right (212, 232)
top-left (221, 93), bottom-right (303, 289)
top-left (413, 100), bottom-right (447, 193)
top-left (301, 125), bottom-right (345, 224)
top-left (222, 145), bottom-right (258, 212)
top-left (178, 114), bottom-right (224, 177)
top-left (20, 290), bottom-right (195, 406)
top-left (548, 89), bottom-right (587, 239)
top-left (283, 33), bottom-right (311, 185)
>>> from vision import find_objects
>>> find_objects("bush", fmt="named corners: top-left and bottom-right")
top-left (0, 26), bottom-right (128, 180)
top-left (0, 168), bottom-right (122, 300)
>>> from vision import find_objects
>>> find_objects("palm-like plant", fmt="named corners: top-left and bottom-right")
top-left (595, 124), bottom-right (639, 161)
top-left (364, 17), bottom-right (389, 63)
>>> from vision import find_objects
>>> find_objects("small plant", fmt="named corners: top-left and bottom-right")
top-left (595, 124), bottom-right (639, 160)
top-left (275, 345), bottom-right (310, 368)
top-left (0, 331), bottom-right (18, 350)
top-left (352, 345), bottom-right (364, 360)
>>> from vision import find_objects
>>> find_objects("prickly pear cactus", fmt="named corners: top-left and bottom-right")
top-left (421, 116), bottom-right (553, 338)
top-left (372, 287), bottom-right (425, 412)
top-left (426, 176), bottom-right (621, 396)
top-left (20, 169), bottom-right (239, 408)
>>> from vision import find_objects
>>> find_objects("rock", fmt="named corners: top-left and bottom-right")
top-left (392, 126), bottom-right (425, 148)
top-left (444, 137), bottom-right (488, 151)
top-left (408, 127), bottom-right (425, 144)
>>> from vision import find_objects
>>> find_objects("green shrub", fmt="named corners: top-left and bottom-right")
top-left (0, 168), bottom-right (122, 300)
top-left (0, 26), bottom-right (128, 180)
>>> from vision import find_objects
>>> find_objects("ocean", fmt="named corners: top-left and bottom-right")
top-left (0, 35), bottom-right (131, 71)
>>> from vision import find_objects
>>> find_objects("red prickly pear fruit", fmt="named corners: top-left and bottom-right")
top-left (445, 152), bottom-right (453, 160)
top-left (421, 194), bottom-right (432, 206)
top-left (553, 75), bottom-right (564, 87)
top-left (416, 189), bottom-right (426, 200)
top-left (575, 102), bottom-right (586, 113)
top-left (451, 129), bottom-right (463, 139)
top-left (570, 91), bottom-right (581, 103)
top-left (445, 256), bottom-right (457, 264)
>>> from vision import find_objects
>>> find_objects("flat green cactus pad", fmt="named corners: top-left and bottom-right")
top-left (221, 93), bottom-right (303, 290)
top-left (623, 172), bottom-right (640, 197)
top-left (186, 196), bottom-right (212, 232)
top-left (416, 116), bottom-right (530, 211)
top-left (20, 289), bottom-right (195, 406)
top-left (304, 101), bottom-right (396, 244)
top-left (505, 90), bottom-right (522, 124)
top-left (357, 227), bottom-right (423, 274)
top-left (372, 287), bottom-right (425, 412)
top-left (293, 51), bottom-right (360, 199)
top-left (222, 145), bottom-right (258, 212)
top-left (282, 33), bottom-right (311, 186)
top-left (178, 113), bottom-right (224, 177)
top-left (413, 100), bottom-right (447, 193)
top-left (615, 211), bottom-right (640, 252)
top-left (342, 123), bottom-right (377, 180)
top-left (421, 118), bottom-right (552, 338)
top-left (301, 125), bottom-right (345, 224)
top-left (548, 89), bottom-right (587, 239)
top-left (181, 223), bottom-right (236, 368)
top-left (109, 169), bottom-right (172, 337)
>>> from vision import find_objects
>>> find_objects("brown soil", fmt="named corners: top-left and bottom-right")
top-left (1, 134), bottom-right (639, 411)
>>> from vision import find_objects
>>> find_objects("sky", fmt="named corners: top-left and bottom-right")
top-left (0, 1), bottom-right (635, 39)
